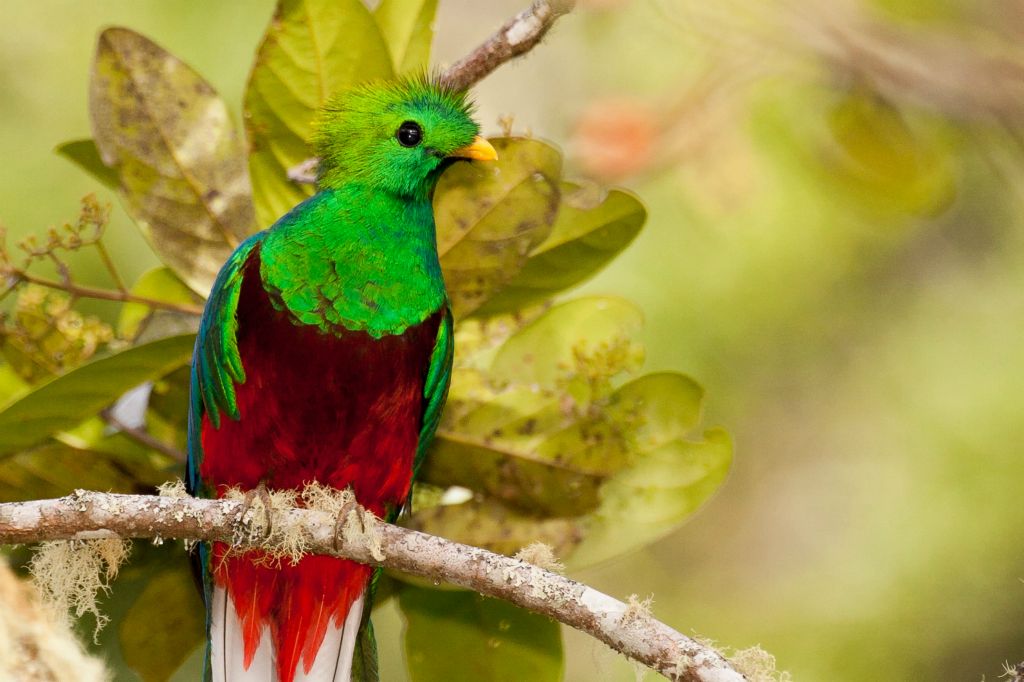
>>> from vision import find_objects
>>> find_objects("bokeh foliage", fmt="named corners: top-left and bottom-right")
top-left (0, 1), bottom-right (731, 680)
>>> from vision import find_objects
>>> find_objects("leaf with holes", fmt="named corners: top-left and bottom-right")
top-left (435, 137), bottom-right (562, 317)
top-left (245, 0), bottom-right (394, 228)
top-left (476, 182), bottom-right (646, 316)
top-left (420, 297), bottom-right (645, 516)
top-left (90, 28), bottom-right (256, 296)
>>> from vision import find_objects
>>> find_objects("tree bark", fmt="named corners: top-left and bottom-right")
top-left (0, 491), bottom-right (746, 682)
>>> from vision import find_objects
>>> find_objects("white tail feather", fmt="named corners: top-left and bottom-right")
top-left (210, 585), bottom-right (275, 681)
top-left (209, 587), bottom-right (366, 681)
top-left (296, 595), bottom-right (365, 682)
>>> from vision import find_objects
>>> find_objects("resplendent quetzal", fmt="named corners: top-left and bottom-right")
top-left (185, 76), bottom-right (496, 682)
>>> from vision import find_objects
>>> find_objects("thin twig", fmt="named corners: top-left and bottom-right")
top-left (92, 241), bottom-right (127, 294)
top-left (440, 0), bottom-right (576, 91)
top-left (287, 0), bottom-right (576, 185)
top-left (7, 270), bottom-right (204, 316)
top-left (0, 491), bottom-right (746, 682)
top-left (100, 409), bottom-right (187, 463)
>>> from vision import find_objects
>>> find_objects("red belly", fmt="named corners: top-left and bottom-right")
top-left (199, 254), bottom-right (442, 681)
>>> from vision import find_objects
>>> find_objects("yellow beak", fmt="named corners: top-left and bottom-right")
top-left (449, 136), bottom-right (498, 161)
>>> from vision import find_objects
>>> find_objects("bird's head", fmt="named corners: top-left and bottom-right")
top-left (313, 75), bottom-right (497, 199)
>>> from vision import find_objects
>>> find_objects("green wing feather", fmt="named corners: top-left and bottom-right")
top-left (186, 232), bottom-right (265, 494)
top-left (414, 305), bottom-right (453, 481)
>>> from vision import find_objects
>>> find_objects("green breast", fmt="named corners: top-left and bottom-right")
top-left (258, 187), bottom-right (446, 338)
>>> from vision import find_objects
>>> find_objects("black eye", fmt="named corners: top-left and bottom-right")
top-left (396, 121), bottom-right (423, 147)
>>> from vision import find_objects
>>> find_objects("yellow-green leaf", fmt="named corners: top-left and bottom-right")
top-left (400, 585), bottom-right (563, 682)
top-left (421, 298), bottom-right (648, 515)
top-left (0, 362), bottom-right (29, 408)
top-left (55, 138), bottom-right (119, 190)
top-left (245, 0), bottom-right (395, 228)
top-left (0, 333), bottom-right (196, 457)
top-left (120, 566), bottom-right (206, 681)
top-left (608, 371), bottom-right (705, 449)
top-left (435, 137), bottom-right (562, 317)
top-left (90, 28), bottom-right (256, 296)
top-left (374, 0), bottom-right (438, 74)
top-left (476, 182), bottom-right (646, 316)
top-left (405, 498), bottom-right (581, 557)
top-left (489, 296), bottom-right (643, 387)
top-left (118, 267), bottom-right (204, 340)
top-left (826, 90), bottom-right (956, 217)
top-left (0, 442), bottom-right (166, 503)
top-left (422, 431), bottom-right (605, 516)
top-left (568, 429), bottom-right (733, 568)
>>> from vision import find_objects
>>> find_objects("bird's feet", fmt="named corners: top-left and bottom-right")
top-left (332, 495), bottom-right (359, 552)
top-left (241, 483), bottom-right (275, 540)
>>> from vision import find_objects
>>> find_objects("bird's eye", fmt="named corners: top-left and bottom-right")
top-left (396, 121), bottom-right (423, 148)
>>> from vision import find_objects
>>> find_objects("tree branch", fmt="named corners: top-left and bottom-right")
top-left (288, 0), bottom-right (576, 186)
top-left (0, 491), bottom-right (745, 682)
top-left (439, 0), bottom-right (576, 92)
top-left (4, 269), bottom-right (204, 316)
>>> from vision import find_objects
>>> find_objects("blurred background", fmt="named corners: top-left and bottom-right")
top-left (3, 0), bottom-right (1024, 679)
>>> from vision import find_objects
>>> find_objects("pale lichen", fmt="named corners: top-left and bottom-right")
top-left (728, 645), bottom-right (792, 682)
top-left (28, 538), bottom-right (130, 642)
top-left (514, 541), bottom-right (565, 573)
top-left (621, 593), bottom-right (654, 626)
top-left (300, 481), bottom-right (354, 515)
top-left (156, 478), bottom-right (188, 498)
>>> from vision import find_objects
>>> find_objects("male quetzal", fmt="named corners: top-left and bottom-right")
top-left (185, 76), bottom-right (496, 682)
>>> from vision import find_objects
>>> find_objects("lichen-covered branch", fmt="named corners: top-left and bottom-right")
top-left (288, 0), bottom-right (576, 186)
top-left (440, 0), bottom-right (576, 92)
top-left (0, 491), bottom-right (745, 682)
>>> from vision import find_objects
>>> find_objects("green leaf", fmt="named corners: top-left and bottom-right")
top-left (119, 564), bottom-right (207, 681)
top-left (608, 371), bottom-right (705, 449)
top-left (422, 431), bottom-right (605, 517)
top-left (489, 296), bottom-right (643, 388)
top-left (90, 28), bottom-right (256, 296)
top-left (0, 333), bottom-right (196, 457)
top-left (825, 89), bottom-right (956, 217)
top-left (146, 365), bottom-right (191, 451)
top-left (400, 584), bottom-right (563, 682)
top-left (374, 0), bottom-right (438, 74)
top-left (118, 267), bottom-right (203, 340)
top-left (245, 0), bottom-right (395, 228)
top-left (476, 183), bottom-right (646, 316)
top-left (405, 498), bottom-right (581, 557)
top-left (435, 137), bottom-right (562, 317)
top-left (79, 544), bottom-right (203, 681)
top-left (421, 298), bottom-right (644, 515)
top-left (0, 442), bottom-right (166, 503)
top-left (0, 363), bottom-right (29, 408)
top-left (55, 139), bottom-right (119, 190)
top-left (568, 428), bottom-right (733, 568)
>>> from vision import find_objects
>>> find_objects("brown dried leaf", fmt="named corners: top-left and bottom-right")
top-left (90, 28), bottom-right (256, 296)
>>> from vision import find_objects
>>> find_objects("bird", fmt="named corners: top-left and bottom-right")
top-left (185, 75), bottom-right (496, 682)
